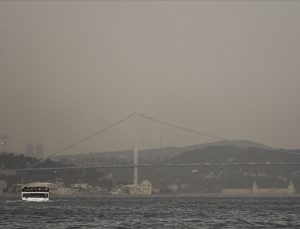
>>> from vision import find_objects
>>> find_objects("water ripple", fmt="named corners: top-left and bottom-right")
top-left (1, 197), bottom-right (300, 228)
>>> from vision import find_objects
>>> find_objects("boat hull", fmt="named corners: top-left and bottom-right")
top-left (22, 197), bottom-right (49, 202)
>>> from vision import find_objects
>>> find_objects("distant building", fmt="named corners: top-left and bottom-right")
top-left (56, 187), bottom-right (79, 195)
top-left (71, 183), bottom-right (89, 190)
top-left (152, 188), bottom-right (161, 194)
top-left (126, 180), bottom-right (152, 195)
top-left (0, 180), bottom-right (7, 194)
top-left (25, 143), bottom-right (44, 159)
top-left (35, 143), bottom-right (44, 159)
top-left (25, 143), bottom-right (34, 157)
top-left (222, 188), bottom-right (252, 195)
top-left (222, 180), bottom-right (296, 195)
top-left (55, 178), bottom-right (65, 188)
top-left (0, 169), bottom-right (16, 176)
top-left (252, 180), bottom-right (295, 195)
top-left (110, 188), bottom-right (123, 196)
top-left (168, 184), bottom-right (179, 193)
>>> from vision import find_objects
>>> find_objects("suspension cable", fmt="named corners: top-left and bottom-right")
top-left (29, 113), bottom-right (134, 168)
top-left (138, 113), bottom-right (225, 141)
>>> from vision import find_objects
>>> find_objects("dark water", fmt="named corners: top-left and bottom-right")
top-left (1, 196), bottom-right (299, 228)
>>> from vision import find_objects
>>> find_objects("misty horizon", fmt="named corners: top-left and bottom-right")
top-left (1, 0), bottom-right (300, 154)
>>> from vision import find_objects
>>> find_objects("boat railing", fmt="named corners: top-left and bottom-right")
top-left (21, 186), bottom-right (49, 192)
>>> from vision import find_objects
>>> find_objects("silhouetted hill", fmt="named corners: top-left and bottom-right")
top-left (185, 139), bottom-right (273, 151)
top-left (0, 152), bottom-right (67, 169)
top-left (53, 140), bottom-right (300, 193)
top-left (138, 145), bottom-right (300, 193)
top-left (57, 139), bottom-right (276, 165)
top-left (0, 152), bottom-right (73, 192)
top-left (171, 145), bottom-right (300, 164)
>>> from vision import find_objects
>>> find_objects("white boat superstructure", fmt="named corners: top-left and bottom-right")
top-left (21, 186), bottom-right (49, 202)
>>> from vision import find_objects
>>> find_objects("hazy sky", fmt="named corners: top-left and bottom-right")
top-left (0, 0), bottom-right (300, 154)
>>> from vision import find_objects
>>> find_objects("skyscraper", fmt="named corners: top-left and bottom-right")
top-left (35, 143), bottom-right (44, 159)
top-left (25, 143), bottom-right (34, 157)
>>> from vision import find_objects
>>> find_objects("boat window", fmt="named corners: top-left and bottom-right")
top-left (22, 193), bottom-right (48, 198)
top-left (22, 186), bottom-right (49, 192)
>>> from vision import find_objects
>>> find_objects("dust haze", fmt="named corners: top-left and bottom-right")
top-left (0, 0), bottom-right (299, 155)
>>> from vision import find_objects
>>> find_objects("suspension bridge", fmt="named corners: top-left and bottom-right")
top-left (17, 112), bottom-right (299, 186)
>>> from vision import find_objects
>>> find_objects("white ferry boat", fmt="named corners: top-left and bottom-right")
top-left (21, 186), bottom-right (49, 202)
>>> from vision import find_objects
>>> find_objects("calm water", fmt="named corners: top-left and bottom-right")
top-left (1, 196), bottom-right (299, 228)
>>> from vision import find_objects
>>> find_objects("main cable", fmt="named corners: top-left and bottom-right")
top-left (138, 113), bottom-right (225, 141)
top-left (28, 113), bottom-right (134, 168)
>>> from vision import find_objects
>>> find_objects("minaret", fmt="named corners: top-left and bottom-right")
top-left (133, 113), bottom-right (138, 185)
top-left (1, 135), bottom-right (8, 153)
top-left (288, 179), bottom-right (295, 194)
top-left (252, 180), bottom-right (258, 193)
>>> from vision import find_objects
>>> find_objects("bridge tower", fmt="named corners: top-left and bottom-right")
top-left (133, 113), bottom-right (138, 185)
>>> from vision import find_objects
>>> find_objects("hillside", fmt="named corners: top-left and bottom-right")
top-left (0, 152), bottom-right (67, 169)
top-left (55, 140), bottom-right (300, 193)
top-left (171, 145), bottom-right (300, 164)
top-left (57, 139), bottom-right (274, 165)
top-left (3, 140), bottom-right (300, 194)
top-left (143, 145), bottom-right (300, 193)
top-left (0, 153), bottom-right (69, 191)
top-left (0, 153), bottom-right (125, 193)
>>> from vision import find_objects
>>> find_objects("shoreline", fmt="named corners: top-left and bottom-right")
top-left (2, 192), bottom-right (300, 199)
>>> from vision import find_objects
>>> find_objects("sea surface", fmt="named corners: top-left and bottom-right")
top-left (0, 196), bottom-right (300, 228)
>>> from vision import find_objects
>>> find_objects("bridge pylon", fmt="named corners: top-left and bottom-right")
top-left (133, 112), bottom-right (138, 185)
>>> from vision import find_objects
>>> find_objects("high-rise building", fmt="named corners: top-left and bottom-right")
top-left (25, 143), bottom-right (34, 157)
top-left (35, 143), bottom-right (44, 159)
top-left (25, 143), bottom-right (44, 159)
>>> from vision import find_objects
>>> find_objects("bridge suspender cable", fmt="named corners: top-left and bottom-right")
top-left (30, 112), bottom-right (224, 169)
top-left (137, 113), bottom-right (225, 141)
top-left (137, 114), bottom-right (299, 156)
